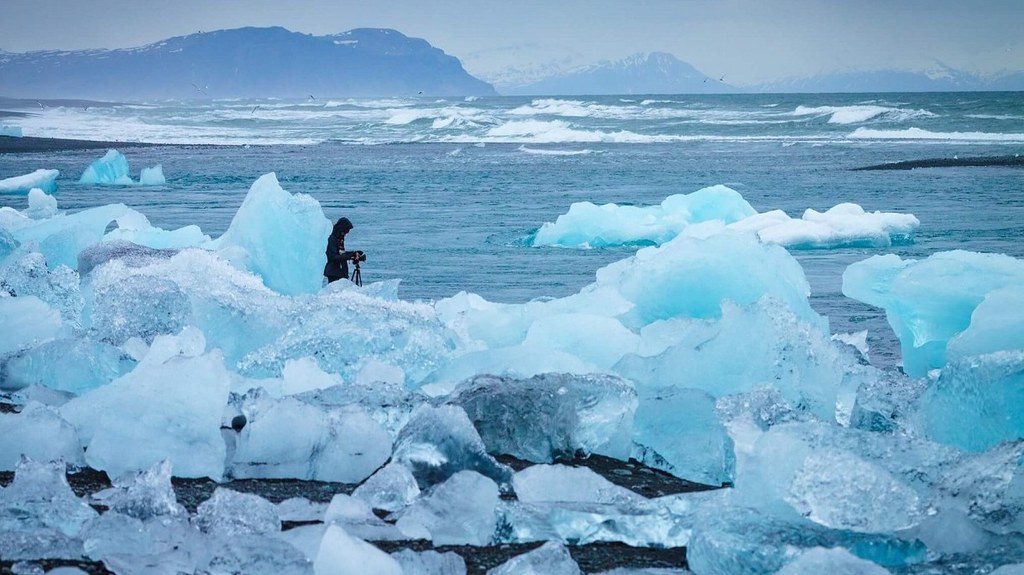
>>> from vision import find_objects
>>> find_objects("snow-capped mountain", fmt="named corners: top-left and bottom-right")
top-left (498, 52), bottom-right (739, 96)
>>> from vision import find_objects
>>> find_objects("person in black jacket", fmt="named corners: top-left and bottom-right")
top-left (323, 217), bottom-right (363, 283)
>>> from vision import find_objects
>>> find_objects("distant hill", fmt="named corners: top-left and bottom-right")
top-left (0, 27), bottom-right (496, 100)
top-left (499, 52), bottom-right (739, 96)
top-left (752, 65), bottom-right (1024, 93)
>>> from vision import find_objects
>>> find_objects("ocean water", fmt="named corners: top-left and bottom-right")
top-left (2, 92), bottom-right (1023, 367)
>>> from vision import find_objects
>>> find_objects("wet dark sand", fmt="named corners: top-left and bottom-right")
top-left (852, 155), bottom-right (1024, 170)
top-left (0, 454), bottom-right (716, 573)
top-left (0, 135), bottom-right (161, 154)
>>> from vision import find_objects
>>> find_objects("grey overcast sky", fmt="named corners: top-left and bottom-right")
top-left (1, 0), bottom-right (1021, 85)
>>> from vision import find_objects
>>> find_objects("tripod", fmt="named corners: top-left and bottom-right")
top-left (351, 260), bottom-right (362, 286)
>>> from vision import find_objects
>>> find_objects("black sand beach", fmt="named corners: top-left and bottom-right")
top-left (852, 155), bottom-right (1024, 170)
top-left (0, 135), bottom-right (161, 154)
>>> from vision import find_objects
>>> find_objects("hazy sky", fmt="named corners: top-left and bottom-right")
top-left (2, 0), bottom-right (1021, 85)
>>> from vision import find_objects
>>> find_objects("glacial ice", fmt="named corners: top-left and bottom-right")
top-left (0, 124), bottom-right (22, 137)
top-left (394, 470), bottom-right (500, 545)
top-left (194, 487), bottom-right (280, 536)
top-left (531, 185), bottom-right (918, 250)
top-left (0, 169), bottom-right (59, 194)
top-left (1, 170), bottom-right (1023, 572)
top-left (488, 540), bottom-right (582, 574)
top-left (447, 373), bottom-right (637, 462)
top-left (531, 185), bottom-right (756, 248)
top-left (0, 402), bottom-right (84, 470)
top-left (843, 250), bottom-right (1024, 376)
top-left (209, 172), bottom-right (332, 295)
top-left (79, 149), bottom-right (165, 186)
top-left (26, 188), bottom-right (58, 219)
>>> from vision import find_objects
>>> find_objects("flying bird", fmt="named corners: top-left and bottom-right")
top-left (191, 83), bottom-right (208, 95)
top-left (251, 105), bottom-right (261, 114)
top-left (308, 94), bottom-right (316, 101)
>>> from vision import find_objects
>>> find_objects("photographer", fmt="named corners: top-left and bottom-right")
top-left (323, 217), bottom-right (365, 284)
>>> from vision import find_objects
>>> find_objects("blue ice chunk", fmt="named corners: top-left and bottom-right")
top-left (77, 239), bottom-right (178, 276)
top-left (849, 367), bottom-right (926, 434)
top-left (488, 540), bottom-right (582, 575)
top-left (948, 287), bottom-right (1024, 361)
top-left (0, 124), bottom-right (22, 137)
top-left (352, 463), bottom-right (421, 512)
top-left (395, 470), bottom-right (500, 545)
top-left (393, 404), bottom-right (513, 489)
top-left (631, 387), bottom-right (734, 486)
top-left (90, 459), bottom-right (186, 521)
top-left (391, 548), bottom-right (467, 574)
top-left (776, 547), bottom-right (892, 575)
top-left (916, 351), bottom-right (1024, 452)
top-left (208, 172), bottom-right (333, 295)
top-left (0, 403), bottom-right (84, 470)
top-left (60, 330), bottom-right (230, 479)
top-left (0, 458), bottom-right (98, 536)
top-left (447, 373), bottom-right (637, 463)
top-left (0, 169), bottom-right (59, 194)
top-left (232, 391), bottom-right (391, 483)
top-left (88, 273), bottom-right (191, 344)
top-left (687, 506), bottom-right (927, 575)
top-left (200, 534), bottom-right (313, 575)
top-left (0, 249), bottom-right (82, 322)
top-left (79, 150), bottom-right (134, 185)
top-left (0, 295), bottom-right (63, 356)
top-left (615, 298), bottom-right (843, 421)
top-left (25, 188), bottom-right (59, 219)
top-left (531, 185), bottom-right (756, 248)
top-left (843, 251), bottom-right (1024, 377)
top-left (195, 488), bottom-right (280, 536)
top-left (1, 337), bottom-right (135, 394)
top-left (139, 164), bottom-right (166, 185)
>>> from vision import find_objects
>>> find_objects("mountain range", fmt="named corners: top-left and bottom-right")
top-left (1, 26), bottom-right (1021, 100)
top-left (0, 27), bottom-right (496, 100)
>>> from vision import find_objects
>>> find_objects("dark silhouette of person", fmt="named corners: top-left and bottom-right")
top-left (323, 217), bottom-right (362, 283)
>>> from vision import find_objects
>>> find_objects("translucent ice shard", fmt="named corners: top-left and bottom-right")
top-left (195, 487), bottom-right (280, 536)
top-left (393, 404), bottom-right (513, 489)
top-left (0, 402), bottom-right (84, 470)
top-left (91, 459), bottom-right (186, 521)
top-left (314, 524), bottom-right (403, 575)
top-left (448, 373), bottom-right (637, 463)
top-left (488, 540), bottom-right (582, 575)
top-left (395, 470), bottom-right (500, 545)
top-left (352, 462), bottom-right (421, 512)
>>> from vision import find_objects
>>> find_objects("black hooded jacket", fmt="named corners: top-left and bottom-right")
top-left (324, 232), bottom-right (358, 280)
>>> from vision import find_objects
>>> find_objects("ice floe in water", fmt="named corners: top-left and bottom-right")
top-left (1, 171), bottom-right (1023, 573)
top-left (79, 149), bottom-right (165, 186)
top-left (530, 184), bottom-right (919, 250)
top-left (0, 169), bottom-right (59, 194)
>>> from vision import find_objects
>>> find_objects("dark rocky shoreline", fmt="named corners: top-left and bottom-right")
top-left (0, 454), bottom-right (715, 574)
top-left (852, 154), bottom-right (1024, 170)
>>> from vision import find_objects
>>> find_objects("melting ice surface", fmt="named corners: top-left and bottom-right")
top-left (1, 172), bottom-right (1023, 574)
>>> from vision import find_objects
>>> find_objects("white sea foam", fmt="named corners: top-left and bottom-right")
top-left (793, 105), bottom-right (935, 125)
top-left (849, 127), bottom-right (1024, 142)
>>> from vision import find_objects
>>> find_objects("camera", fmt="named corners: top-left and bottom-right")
top-left (353, 250), bottom-right (367, 263)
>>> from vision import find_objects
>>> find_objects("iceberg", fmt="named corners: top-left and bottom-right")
top-left (0, 169), bottom-right (59, 194)
top-left (843, 250), bottom-right (1024, 376)
top-left (530, 185), bottom-right (756, 248)
top-left (79, 149), bottom-right (166, 186)
top-left (0, 124), bottom-right (22, 137)
top-left (531, 186), bottom-right (918, 250)
top-left (208, 172), bottom-right (332, 295)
